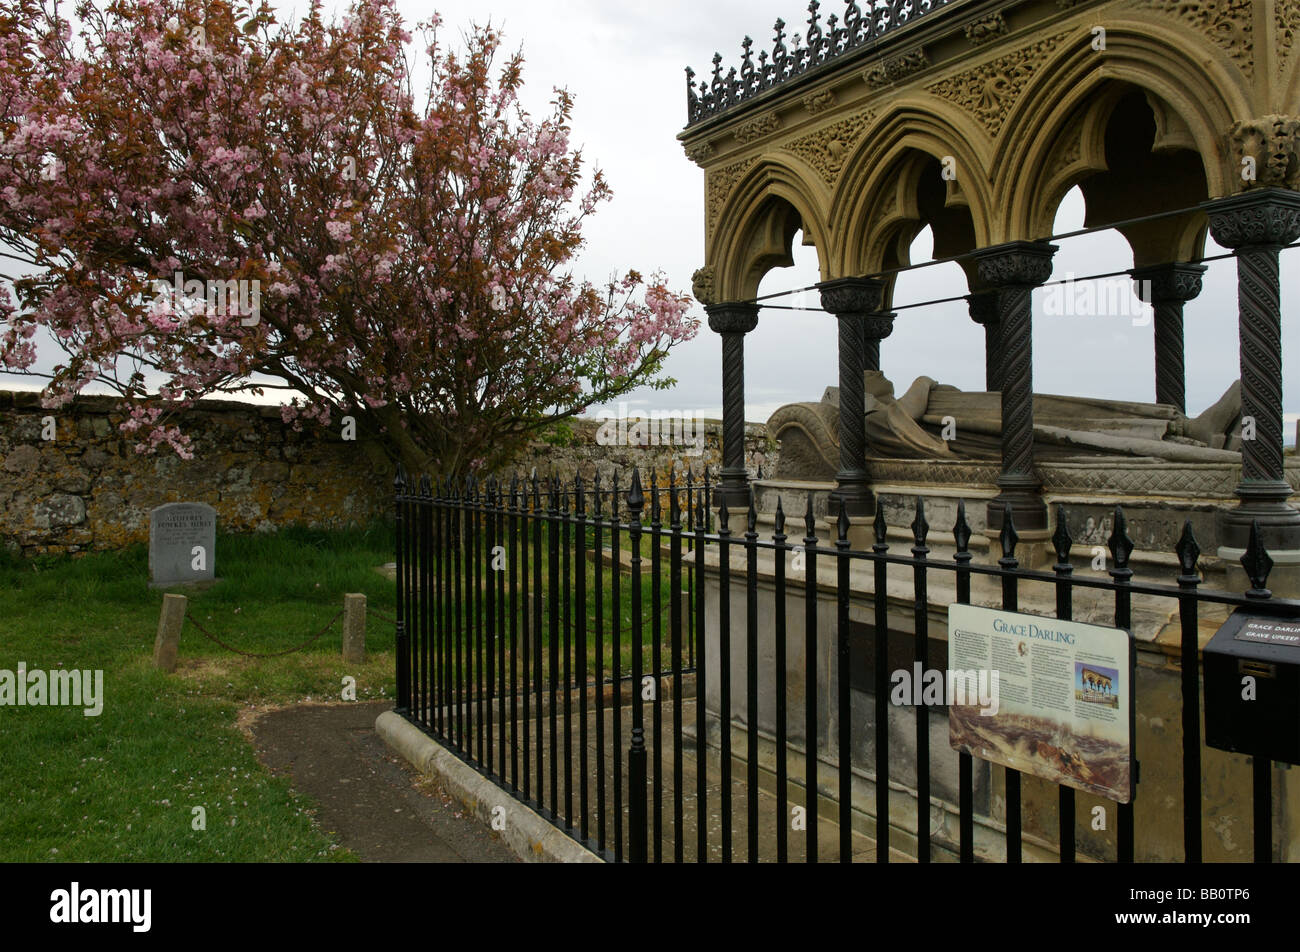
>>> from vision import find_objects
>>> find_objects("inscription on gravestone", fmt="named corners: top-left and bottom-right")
top-left (149, 502), bottom-right (216, 586)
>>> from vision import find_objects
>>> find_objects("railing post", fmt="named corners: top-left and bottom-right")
top-left (394, 463), bottom-right (410, 715)
top-left (626, 470), bottom-right (648, 863)
top-left (629, 727), bottom-right (648, 863)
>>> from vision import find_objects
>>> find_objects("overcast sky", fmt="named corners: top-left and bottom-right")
top-left (3, 0), bottom-right (1297, 440)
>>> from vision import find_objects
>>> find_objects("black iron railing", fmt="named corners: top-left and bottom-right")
top-left (394, 464), bottom-right (1298, 862)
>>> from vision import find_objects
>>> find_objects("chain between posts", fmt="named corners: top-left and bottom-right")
top-left (183, 607), bottom-right (344, 658)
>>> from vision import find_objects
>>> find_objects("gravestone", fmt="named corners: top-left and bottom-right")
top-left (149, 502), bottom-right (216, 587)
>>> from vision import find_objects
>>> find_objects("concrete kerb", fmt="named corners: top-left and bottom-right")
top-left (374, 710), bottom-right (602, 864)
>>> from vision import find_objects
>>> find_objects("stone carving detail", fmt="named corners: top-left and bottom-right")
top-left (706, 302), bottom-right (760, 336)
top-left (1229, 116), bottom-right (1300, 191)
top-left (691, 266), bottom-right (717, 307)
top-left (974, 244), bottom-right (1057, 288)
top-left (684, 141), bottom-right (716, 164)
top-left (818, 278), bottom-right (885, 316)
top-left (781, 110), bottom-right (874, 184)
top-left (1133, 264), bottom-right (1206, 304)
top-left (1137, 0), bottom-right (1253, 77)
top-left (705, 157), bottom-right (757, 235)
top-left (866, 460), bottom-right (1296, 498)
top-left (965, 12), bottom-right (1008, 46)
top-left (862, 314), bottom-right (896, 341)
top-left (1047, 117), bottom-right (1085, 181)
top-left (802, 90), bottom-right (836, 114)
top-left (862, 50), bottom-right (931, 89)
top-left (734, 112), bottom-right (781, 143)
top-left (926, 33), bottom-right (1068, 137)
top-left (1206, 191), bottom-right (1300, 248)
top-left (1280, 0), bottom-right (1300, 73)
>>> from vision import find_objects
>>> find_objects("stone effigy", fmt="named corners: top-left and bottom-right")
top-left (768, 371), bottom-right (1244, 479)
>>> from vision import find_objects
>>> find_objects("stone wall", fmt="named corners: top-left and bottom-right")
top-left (512, 417), bottom-right (777, 487)
top-left (0, 392), bottom-right (776, 557)
top-left (0, 391), bottom-right (390, 557)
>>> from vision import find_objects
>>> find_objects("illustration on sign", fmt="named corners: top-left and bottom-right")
top-left (948, 604), bottom-right (1135, 803)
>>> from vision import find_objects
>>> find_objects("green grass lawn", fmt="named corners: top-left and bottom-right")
top-left (0, 524), bottom-right (399, 862)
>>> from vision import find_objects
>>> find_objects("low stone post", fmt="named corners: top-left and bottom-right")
top-left (153, 594), bottom-right (187, 672)
top-left (342, 593), bottom-right (367, 663)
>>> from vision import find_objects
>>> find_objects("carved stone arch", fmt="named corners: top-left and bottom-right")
top-left (709, 157), bottom-right (830, 302)
top-left (997, 21), bottom-right (1249, 244)
top-left (1015, 84), bottom-right (1127, 242)
top-left (830, 103), bottom-right (994, 281)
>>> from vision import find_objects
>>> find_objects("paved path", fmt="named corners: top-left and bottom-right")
top-left (250, 700), bottom-right (518, 863)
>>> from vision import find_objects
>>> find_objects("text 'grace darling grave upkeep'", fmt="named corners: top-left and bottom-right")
top-left (149, 502), bottom-right (216, 587)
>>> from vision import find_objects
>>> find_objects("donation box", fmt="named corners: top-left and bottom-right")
top-left (1203, 607), bottom-right (1300, 766)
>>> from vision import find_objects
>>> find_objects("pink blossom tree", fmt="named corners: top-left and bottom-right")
top-left (0, 0), bottom-right (697, 476)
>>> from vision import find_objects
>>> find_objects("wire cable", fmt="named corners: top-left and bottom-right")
top-left (749, 244), bottom-right (1295, 314)
top-left (743, 201), bottom-right (1247, 306)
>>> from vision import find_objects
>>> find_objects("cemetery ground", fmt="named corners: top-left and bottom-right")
top-left (0, 525), bottom-right (402, 862)
top-left (0, 522), bottom-right (677, 862)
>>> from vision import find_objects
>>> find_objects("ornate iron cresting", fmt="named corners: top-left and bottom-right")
top-left (1205, 187), bottom-right (1300, 550)
top-left (707, 301), bottom-right (761, 509)
top-left (685, 0), bottom-right (955, 126)
top-left (973, 240), bottom-right (1057, 532)
top-left (818, 277), bottom-right (889, 516)
top-left (1130, 262), bottom-right (1206, 413)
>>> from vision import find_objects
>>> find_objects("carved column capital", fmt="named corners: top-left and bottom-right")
top-left (705, 301), bottom-right (759, 335)
top-left (862, 314), bottom-right (896, 342)
top-left (816, 276), bottom-right (886, 316)
top-left (1205, 187), bottom-right (1300, 249)
top-left (966, 290), bottom-right (999, 325)
top-left (973, 240), bottom-right (1058, 287)
top-left (1130, 262), bottom-right (1207, 303)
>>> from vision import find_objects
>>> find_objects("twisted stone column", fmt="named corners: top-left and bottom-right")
top-left (706, 302), bottom-right (760, 509)
top-left (1205, 187), bottom-right (1300, 550)
top-left (966, 290), bottom-right (1001, 391)
top-left (973, 240), bottom-right (1058, 532)
top-left (1130, 262), bottom-right (1206, 413)
top-left (817, 277), bottom-right (891, 516)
